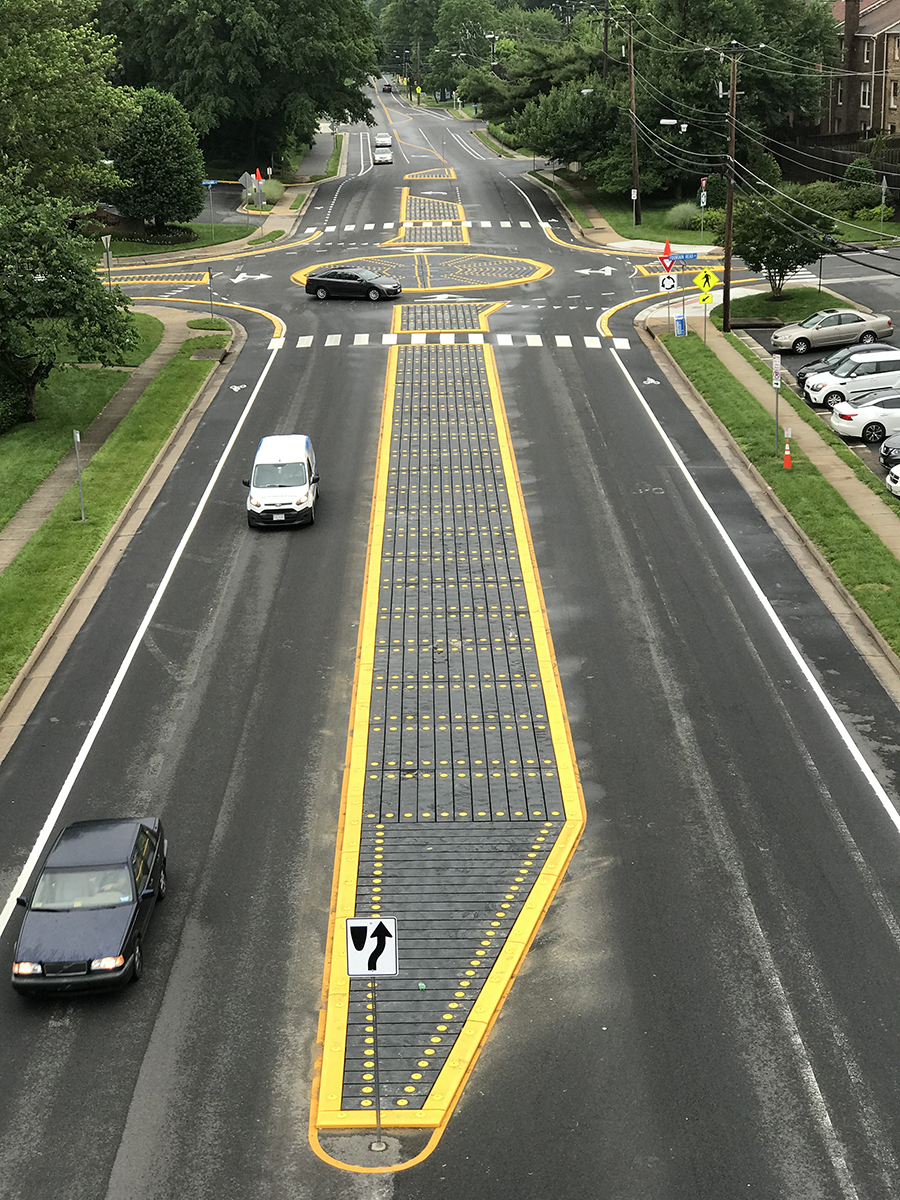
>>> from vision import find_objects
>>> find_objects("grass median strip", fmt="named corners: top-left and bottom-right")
top-left (661, 331), bottom-right (900, 654)
top-left (0, 334), bottom-right (228, 697)
top-left (0, 314), bottom-right (164, 531)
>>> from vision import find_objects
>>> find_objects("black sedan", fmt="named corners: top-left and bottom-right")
top-left (382, 82), bottom-right (392, 92)
top-left (305, 267), bottom-right (402, 302)
top-left (879, 432), bottom-right (900, 471)
top-left (12, 818), bottom-right (167, 994)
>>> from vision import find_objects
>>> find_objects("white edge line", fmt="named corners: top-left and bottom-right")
top-left (508, 180), bottom-right (554, 242)
top-left (609, 347), bottom-right (900, 836)
top-left (0, 342), bottom-right (284, 936)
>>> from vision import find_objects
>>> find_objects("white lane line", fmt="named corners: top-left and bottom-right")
top-left (0, 341), bottom-right (285, 937)
top-left (448, 129), bottom-right (485, 159)
top-left (296, 335), bottom-right (314, 348)
top-left (325, 334), bottom-right (341, 346)
top-left (610, 345), bottom-right (868, 1200)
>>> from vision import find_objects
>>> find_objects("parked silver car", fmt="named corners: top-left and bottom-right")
top-left (771, 308), bottom-right (893, 355)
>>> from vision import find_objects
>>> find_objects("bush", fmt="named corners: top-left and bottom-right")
top-left (748, 147), bottom-right (782, 187)
top-left (488, 122), bottom-right (522, 149)
top-left (845, 182), bottom-right (885, 210)
top-left (855, 204), bottom-right (893, 221)
top-left (799, 180), bottom-right (851, 216)
top-left (263, 179), bottom-right (284, 203)
top-left (693, 205), bottom-right (724, 230)
top-left (700, 174), bottom-right (728, 207)
top-left (667, 201), bottom-right (700, 229)
top-left (844, 156), bottom-right (877, 187)
top-left (110, 224), bottom-right (198, 246)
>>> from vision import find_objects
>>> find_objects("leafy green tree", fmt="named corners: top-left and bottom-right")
top-left (515, 75), bottom-right (617, 164)
top-left (0, 0), bottom-right (134, 200)
top-left (731, 196), bottom-right (835, 298)
top-left (844, 156), bottom-right (877, 187)
top-left (108, 89), bottom-right (205, 229)
top-left (102, 0), bottom-right (378, 162)
top-left (0, 170), bottom-right (134, 430)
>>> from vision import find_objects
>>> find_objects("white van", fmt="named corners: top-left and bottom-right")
top-left (243, 434), bottom-right (318, 528)
top-left (804, 348), bottom-right (900, 409)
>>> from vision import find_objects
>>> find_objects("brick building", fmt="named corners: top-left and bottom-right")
top-left (825, 0), bottom-right (900, 134)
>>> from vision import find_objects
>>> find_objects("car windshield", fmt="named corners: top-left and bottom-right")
top-left (356, 269), bottom-right (378, 281)
top-left (799, 312), bottom-right (830, 328)
top-left (31, 867), bottom-right (134, 910)
top-left (252, 462), bottom-right (307, 487)
top-left (833, 359), bottom-right (864, 378)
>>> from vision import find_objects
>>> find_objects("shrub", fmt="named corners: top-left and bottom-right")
top-left (845, 182), bottom-right (884, 210)
top-left (798, 180), bottom-right (851, 216)
top-left (855, 204), bottom-right (893, 221)
top-left (700, 174), bottom-right (728, 207)
top-left (748, 147), bottom-right (782, 187)
top-left (488, 122), bottom-right (522, 149)
top-left (693, 206), bottom-right (724, 230)
top-left (667, 201), bottom-right (700, 229)
top-left (844, 155), bottom-right (877, 186)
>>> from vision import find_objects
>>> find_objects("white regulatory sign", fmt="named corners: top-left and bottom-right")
top-left (772, 352), bottom-right (782, 389)
top-left (345, 917), bottom-right (399, 977)
top-left (659, 273), bottom-right (678, 292)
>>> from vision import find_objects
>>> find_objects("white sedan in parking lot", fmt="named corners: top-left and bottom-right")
top-left (830, 390), bottom-right (900, 444)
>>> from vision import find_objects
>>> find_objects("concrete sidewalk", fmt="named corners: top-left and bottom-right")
top-left (0, 306), bottom-right (234, 575)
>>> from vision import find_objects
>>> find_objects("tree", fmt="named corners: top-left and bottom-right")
top-left (0, 170), bottom-right (134, 431)
top-left (101, 0), bottom-right (379, 163)
top-left (109, 89), bottom-right (205, 229)
top-left (731, 196), bottom-right (835, 298)
top-left (0, 0), bottom-right (134, 201)
top-left (515, 76), bottom-right (618, 165)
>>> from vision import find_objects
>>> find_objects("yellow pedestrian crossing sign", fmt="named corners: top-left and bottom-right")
top-left (693, 269), bottom-right (719, 290)
top-left (698, 292), bottom-right (714, 304)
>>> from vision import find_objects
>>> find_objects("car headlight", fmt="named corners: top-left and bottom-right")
top-left (249, 496), bottom-right (262, 508)
top-left (12, 962), bottom-right (42, 975)
top-left (91, 955), bottom-right (125, 971)
top-left (808, 381), bottom-right (826, 391)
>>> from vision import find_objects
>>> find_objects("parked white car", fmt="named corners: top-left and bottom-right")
top-left (804, 348), bottom-right (900, 409)
top-left (830, 390), bottom-right (900, 444)
top-left (886, 465), bottom-right (900, 496)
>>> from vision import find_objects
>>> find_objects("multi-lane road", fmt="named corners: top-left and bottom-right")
top-left (4, 83), bottom-right (900, 1199)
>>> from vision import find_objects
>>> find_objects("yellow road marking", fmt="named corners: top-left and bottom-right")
top-left (310, 338), bottom-right (585, 1161)
top-left (127, 296), bottom-right (285, 339)
top-left (100, 229), bottom-right (322, 275)
top-left (290, 254), bottom-right (552, 293)
top-left (107, 273), bottom-right (210, 286)
top-left (390, 300), bottom-right (505, 334)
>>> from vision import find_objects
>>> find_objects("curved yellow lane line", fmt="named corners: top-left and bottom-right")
top-left (598, 288), bottom-right (707, 336)
top-left (291, 253), bottom-right (552, 293)
top-left (128, 296), bottom-right (285, 339)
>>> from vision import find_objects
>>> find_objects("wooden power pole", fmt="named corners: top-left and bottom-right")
top-left (722, 50), bottom-right (738, 332)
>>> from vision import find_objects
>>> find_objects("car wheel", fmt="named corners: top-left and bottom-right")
top-left (823, 391), bottom-right (844, 409)
top-left (863, 422), bottom-right (887, 444)
top-left (307, 502), bottom-right (316, 526)
top-left (247, 513), bottom-right (256, 528)
top-left (367, 288), bottom-right (382, 301)
top-left (791, 337), bottom-right (811, 355)
top-left (132, 940), bottom-right (143, 983)
top-left (859, 331), bottom-right (878, 344)
top-left (315, 287), bottom-right (329, 301)
top-left (157, 862), bottom-right (167, 900)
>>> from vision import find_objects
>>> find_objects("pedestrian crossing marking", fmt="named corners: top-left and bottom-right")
top-left (501, 221), bottom-right (511, 228)
top-left (364, 223), bottom-right (375, 230)
top-left (555, 335), bottom-right (572, 347)
top-left (297, 335), bottom-right (314, 348)
top-left (525, 334), bottom-right (542, 346)
top-left (353, 333), bottom-right (369, 346)
top-left (325, 334), bottom-right (341, 346)
top-left (584, 336), bottom-right (602, 348)
top-left (612, 337), bottom-right (630, 350)
top-left (296, 332), bottom-right (617, 350)
top-left (496, 333), bottom-right (513, 345)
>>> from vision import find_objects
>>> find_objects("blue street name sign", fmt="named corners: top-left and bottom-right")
top-left (670, 252), bottom-right (697, 260)
top-left (202, 179), bottom-right (218, 186)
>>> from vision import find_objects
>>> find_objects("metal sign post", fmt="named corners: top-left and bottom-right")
top-left (346, 917), bottom-right (399, 1153)
top-left (772, 353), bottom-right (782, 455)
top-left (73, 430), bottom-right (86, 521)
top-left (202, 180), bottom-right (218, 245)
top-left (100, 234), bottom-right (113, 289)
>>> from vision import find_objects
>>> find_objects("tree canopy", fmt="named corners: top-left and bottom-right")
top-left (0, 170), bottom-right (134, 430)
top-left (0, 0), bottom-right (133, 200)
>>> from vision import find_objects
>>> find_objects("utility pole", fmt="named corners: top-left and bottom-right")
top-left (722, 49), bottom-right (738, 332)
top-left (628, 17), bottom-right (641, 226)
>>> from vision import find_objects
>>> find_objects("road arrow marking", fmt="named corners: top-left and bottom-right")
top-left (230, 273), bottom-right (272, 283)
top-left (575, 267), bottom-right (617, 275)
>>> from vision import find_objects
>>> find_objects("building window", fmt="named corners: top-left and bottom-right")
top-left (861, 80), bottom-right (872, 107)
top-left (864, 40), bottom-right (871, 63)
top-left (837, 80), bottom-right (844, 105)
top-left (891, 124), bottom-right (897, 134)
top-left (895, 36), bottom-right (900, 59)
top-left (839, 36), bottom-right (845, 57)
top-left (835, 117), bottom-right (842, 132)
top-left (892, 79), bottom-right (899, 107)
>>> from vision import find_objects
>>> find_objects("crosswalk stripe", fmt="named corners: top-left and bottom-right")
top-left (481, 221), bottom-right (492, 228)
top-left (304, 227), bottom-right (317, 234)
top-left (354, 333), bottom-right (369, 346)
top-left (462, 221), bottom-right (472, 227)
top-left (383, 221), bottom-right (394, 228)
top-left (325, 225), bottom-right (336, 232)
top-left (520, 220), bottom-right (532, 227)
top-left (468, 333), bottom-right (484, 344)
top-left (525, 334), bottom-right (542, 347)
top-left (411, 332), bottom-right (427, 344)
top-left (344, 224), bottom-right (356, 231)
top-left (496, 334), bottom-right (513, 346)
top-left (297, 335), bottom-right (314, 348)
top-left (500, 221), bottom-right (511, 228)
top-left (584, 337), bottom-right (602, 348)
top-left (291, 333), bottom-right (622, 350)
top-left (364, 223), bottom-right (375, 230)
top-left (325, 334), bottom-right (341, 346)
top-left (555, 335), bottom-right (572, 347)
top-left (440, 333), bottom-right (455, 344)
top-left (612, 337), bottom-right (630, 350)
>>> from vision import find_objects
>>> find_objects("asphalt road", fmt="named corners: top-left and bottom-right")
top-left (3, 85), bottom-right (900, 1198)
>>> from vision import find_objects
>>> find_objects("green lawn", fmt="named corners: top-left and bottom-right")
top-left (247, 230), bottom-right (285, 246)
top-left (104, 222), bottom-right (251, 259)
top-left (289, 191), bottom-right (308, 210)
top-left (661, 331), bottom-right (900, 654)
top-left (710, 286), bottom-right (831, 329)
top-left (0, 335), bottom-right (229, 695)
top-left (0, 313), bottom-right (164, 530)
top-left (187, 317), bottom-right (231, 331)
top-left (834, 217), bottom-right (900, 243)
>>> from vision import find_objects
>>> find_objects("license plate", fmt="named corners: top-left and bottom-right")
top-left (272, 513), bottom-right (285, 521)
